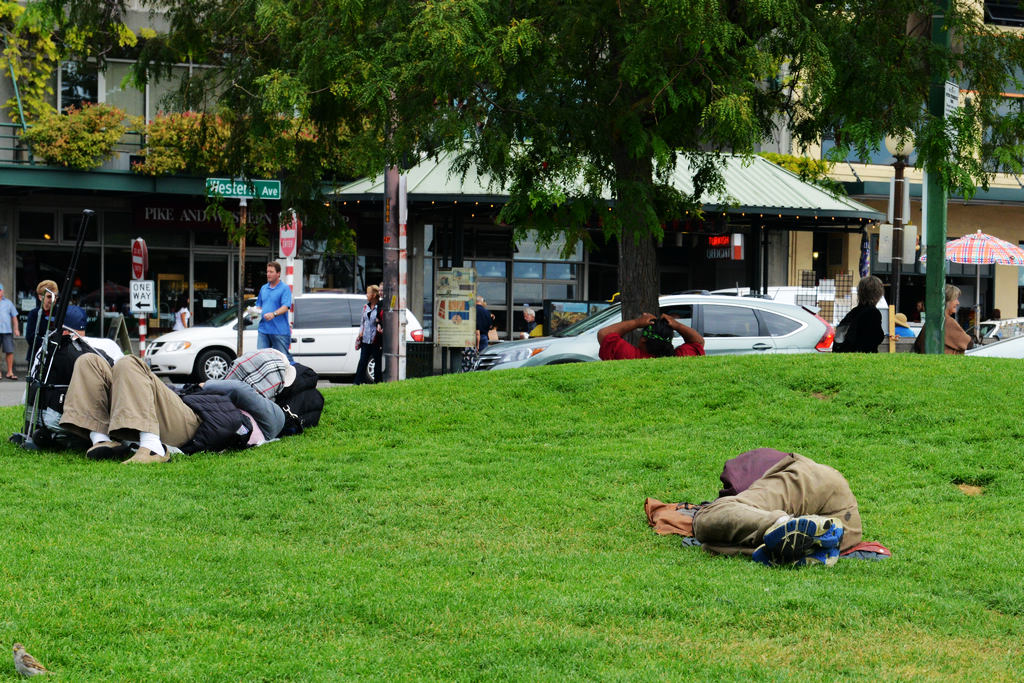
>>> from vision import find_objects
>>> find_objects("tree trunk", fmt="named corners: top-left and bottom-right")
top-left (613, 150), bottom-right (660, 332)
top-left (618, 229), bottom-right (659, 325)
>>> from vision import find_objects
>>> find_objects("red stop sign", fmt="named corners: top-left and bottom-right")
top-left (131, 238), bottom-right (148, 280)
top-left (279, 211), bottom-right (301, 259)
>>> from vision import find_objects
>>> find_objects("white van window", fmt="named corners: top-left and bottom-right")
top-left (294, 299), bottom-right (359, 329)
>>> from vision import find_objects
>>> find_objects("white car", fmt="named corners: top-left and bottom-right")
top-left (966, 334), bottom-right (1024, 358)
top-left (475, 293), bottom-right (834, 371)
top-left (145, 292), bottom-right (423, 381)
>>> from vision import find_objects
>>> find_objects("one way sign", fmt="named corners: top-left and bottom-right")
top-left (130, 280), bottom-right (155, 313)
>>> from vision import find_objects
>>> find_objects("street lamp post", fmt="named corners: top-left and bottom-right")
top-left (884, 133), bottom-right (914, 316)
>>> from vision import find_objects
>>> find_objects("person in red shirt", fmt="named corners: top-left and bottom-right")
top-left (597, 312), bottom-right (705, 360)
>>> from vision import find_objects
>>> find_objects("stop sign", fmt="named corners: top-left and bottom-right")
top-left (131, 238), bottom-right (148, 280)
top-left (279, 211), bottom-right (301, 258)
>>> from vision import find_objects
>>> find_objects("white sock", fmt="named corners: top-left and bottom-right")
top-left (138, 432), bottom-right (164, 455)
top-left (774, 514), bottom-right (792, 526)
top-left (89, 431), bottom-right (112, 446)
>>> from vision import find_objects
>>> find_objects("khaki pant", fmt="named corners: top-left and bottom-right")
top-left (60, 355), bottom-right (201, 447)
top-left (693, 453), bottom-right (862, 555)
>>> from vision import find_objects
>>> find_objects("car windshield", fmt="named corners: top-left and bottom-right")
top-left (199, 306), bottom-right (253, 327)
top-left (553, 304), bottom-right (622, 337)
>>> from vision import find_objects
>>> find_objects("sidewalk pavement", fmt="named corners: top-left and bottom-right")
top-left (0, 377), bottom-right (25, 407)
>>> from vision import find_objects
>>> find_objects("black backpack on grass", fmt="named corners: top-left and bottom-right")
top-left (275, 363), bottom-right (324, 435)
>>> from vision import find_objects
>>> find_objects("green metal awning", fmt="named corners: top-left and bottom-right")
top-left (0, 164), bottom-right (208, 196)
top-left (332, 153), bottom-right (885, 222)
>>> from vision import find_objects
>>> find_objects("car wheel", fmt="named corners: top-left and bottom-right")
top-left (194, 348), bottom-right (233, 382)
top-left (367, 358), bottom-right (376, 383)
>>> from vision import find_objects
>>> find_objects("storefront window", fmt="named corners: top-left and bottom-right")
top-left (361, 254), bottom-right (382, 292)
top-left (543, 283), bottom-right (574, 300)
top-left (422, 257), bottom-right (433, 338)
top-left (193, 253), bottom-right (232, 325)
top-left (104, 247), bottom-right (142, 329)
top-left (145, 227), bottom-right (189, 249)
top-left (17, 247), bottom-right (102, 335)
top-left (513, 262), bottom-right (543, 279)
top-left (103, 211), bottom-right (134, 244)
top-left (475, 227), bottom-right (513, 258)
top-left (475, 261), bottom-right (506, 278)
top-left (19, 212), bottom-right (55, 241)
top-left (62, 213), bottom-right (100, 243)
top-left (423, 226), bottom-right (582, 340)
top-left (546, 263), bottom-right (576, 280)
top-left (514, 229), bottom-right (583, 261)
top-left (513, 282), bottom-right (542, 307)
top-left (242, 257), bottom-right (269, 300)
top-left (305, 253), bottom-right (360, 292)
top-left (478, 280), bottom-right (506, 305)
top-left (194, 228), bottom-right (230, 247)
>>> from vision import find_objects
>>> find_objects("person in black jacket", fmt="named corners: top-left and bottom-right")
top-left (59, 354), bottom-right (285, 464)
top-left (833, 275), bottom-right (885, 353)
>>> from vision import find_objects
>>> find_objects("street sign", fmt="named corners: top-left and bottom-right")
top-left (279, 211), bottom-right (301, 258)
top-left (944, 81), bottom-right (960, 119)
top-left (205, 177), bottom-right (282, 200)
top-left (130, 280), bottom-right (155, 313)
top-left (131, 237), bottom-right (148, 280)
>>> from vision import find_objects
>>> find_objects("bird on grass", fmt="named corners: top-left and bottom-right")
top-left (12, 643), bottom-right (51, 676)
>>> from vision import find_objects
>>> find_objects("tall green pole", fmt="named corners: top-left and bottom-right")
top-left (923, 0), bottom-right (951, 353)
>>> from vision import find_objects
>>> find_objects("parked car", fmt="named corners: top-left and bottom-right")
top-left (711, 285), bottom-right (894, 334)
top-left (966, 334), bottom-right (1024, 357)
top-left (145, 292), bottom-right (423, 381)
top-left (976, 317), bottom-right (1024, 344)
top-left (474, 293), bottom-right (834, 371)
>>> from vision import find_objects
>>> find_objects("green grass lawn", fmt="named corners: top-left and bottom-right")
top-left (0, 353), bottom-right (1022, 680)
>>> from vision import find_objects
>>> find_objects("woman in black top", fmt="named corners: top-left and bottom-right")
top-left (833, 275), bottom-right (885, 353)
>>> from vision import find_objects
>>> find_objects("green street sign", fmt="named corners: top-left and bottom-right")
top-left (205, 177), bottom-right (282, 200)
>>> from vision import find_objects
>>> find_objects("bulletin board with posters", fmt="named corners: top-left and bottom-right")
top-left (435, 267), bottom-right (477, 347)
top-left (543, 300), bottom-right (614, 335)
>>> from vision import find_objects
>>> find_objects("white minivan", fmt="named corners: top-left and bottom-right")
top-left (145, 292), bottom-right (422, 382)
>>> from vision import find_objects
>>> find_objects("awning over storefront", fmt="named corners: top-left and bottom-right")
top-left (332, 152), bottom-right (885, 223)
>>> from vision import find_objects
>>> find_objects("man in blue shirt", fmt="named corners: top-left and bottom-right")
top-left (256, 261), bottom-right (293, 363)
top-left (0, 283), bottom-right (21, 379)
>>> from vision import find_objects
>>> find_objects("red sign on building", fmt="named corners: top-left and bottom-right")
top-left (131, 237), bottom-right (148, 280)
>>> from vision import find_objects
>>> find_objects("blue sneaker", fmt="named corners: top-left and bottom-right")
top-left (794, 545), bottom-right (841, 567)
top-left (753, 515), bottom-right (844, 567)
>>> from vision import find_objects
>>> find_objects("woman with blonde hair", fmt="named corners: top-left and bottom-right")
top-left (915, 284), bottom-right (971, 354)
top-left (354, 284), bottom-right (383, 384)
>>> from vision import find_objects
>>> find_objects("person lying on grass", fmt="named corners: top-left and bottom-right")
top-left (597, 312), bottom-right (704, 360)
top-left (58, 351), bottom-right (291, 464)
top-left (692, 448), bottom-right (862, 567)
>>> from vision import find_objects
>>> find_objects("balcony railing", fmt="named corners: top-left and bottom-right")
top-left (0, 121), bottom-right (145, 171)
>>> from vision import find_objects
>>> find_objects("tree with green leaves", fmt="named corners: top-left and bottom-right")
top-left (45, 0), bottom-right (1024, 323)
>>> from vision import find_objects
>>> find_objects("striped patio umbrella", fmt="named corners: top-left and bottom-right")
top-left (920, 230), bottom-right (1024, 327)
